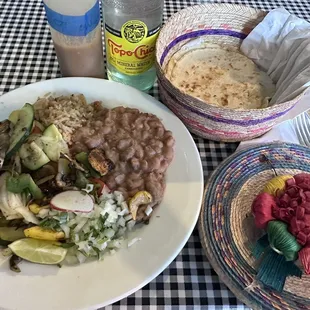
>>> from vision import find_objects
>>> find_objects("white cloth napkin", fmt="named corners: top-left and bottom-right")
top-left (237, 8), bottom-right (310, 151)
top-left (237, 91), bottom-right (310, 151)
top-left (240, 8), bottom-right (310, 106)
top-left (237, 119), bottom-right (299, 151)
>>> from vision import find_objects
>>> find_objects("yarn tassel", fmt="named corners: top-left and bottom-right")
top-left (252, 234), bottom-right (269, 259)
top-left (256, 248), bottom-right (302, 292)
top-left (252, 231), bottom-right (302, 292)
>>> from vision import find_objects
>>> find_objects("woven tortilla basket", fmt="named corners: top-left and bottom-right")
top-left (199, 143), bottom-right (310, 309)
top-left (155, 4), bottom-right (303, 142)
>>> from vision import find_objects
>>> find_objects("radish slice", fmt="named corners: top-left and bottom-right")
top-left (50, 191), bottom-right (94, 213)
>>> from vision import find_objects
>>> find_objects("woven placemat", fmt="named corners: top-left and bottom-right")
top-left (199, 143), bottom-right (310, 310)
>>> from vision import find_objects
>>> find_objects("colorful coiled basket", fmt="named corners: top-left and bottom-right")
top-left (155, 4), bottom-right (303, 142)
top-left (199, 143), bottom-right (310, 309)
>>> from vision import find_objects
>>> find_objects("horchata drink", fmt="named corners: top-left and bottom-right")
top-left (43, 0), bottom-right (105, 78)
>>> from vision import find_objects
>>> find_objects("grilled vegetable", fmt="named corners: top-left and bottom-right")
top-left (75, 152), bottom-right (100, 177)
top-left (24, 226), bottom-right (65, 241)
top-left (0, 172), bottom-right (39, 224)
top-left (55, 158), bottom-right (71, 188)
top-left (6, 103), bottom-right (34, 159)
top-left (43, 124), bottom-right (62, 140)
top-left (75, 170), bottom-right (89, 189)
top-left (0, 240), bottom-right (11, 246)
top-left (0, 227), bottom-right (25, 242)
top-left (0, 120), bottom-right (11, 169)
top-left (29, 203), bottom-right (41, 215)
top-left (36, 175), bottom-right (55, 186)
top-left (88, 149), bottom-right (115, 176)
top-left (10, 254), bottom-right (22, 273)
top-left (7, 192), bottom-right (39, 224)
top-left (29, 203), bottom-right (49, 215)
top-left (19, 141), bottom-right (50, 170)
top-left (128, 191), bottom-right (152, 220)
top-left (12, 153), bottom-right (22, 174)
top-left (8, 110), bottom-right (20, 125)
top-left (0, 218), bottom-right (11, 227)
top-left (32, 163), bottom-right (57, 181)
top-left (42, 124), bottom-right (69, 161)
top-left (26, 133), bottom-right (44, 148)
top-left (61, 153), bottom-right (86, 172)
top-left (0, 172), bottom-right (22, 220)
top-left (0, 218), bottom-right (27, 228)
top-left (6, 173), bottom-right (44, 200)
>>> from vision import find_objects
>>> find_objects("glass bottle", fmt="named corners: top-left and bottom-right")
top-left (102, 0), bottom-right (164, 91)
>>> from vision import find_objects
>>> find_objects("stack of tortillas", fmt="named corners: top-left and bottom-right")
top-left (165, 43), bottom-right (276, 110)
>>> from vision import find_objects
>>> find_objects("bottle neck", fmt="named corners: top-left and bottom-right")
top-left (103, 0), bottom-right (164, 13)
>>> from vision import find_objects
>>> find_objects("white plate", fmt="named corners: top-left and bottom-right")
top-left (0, 78), bottom-right (204, 310)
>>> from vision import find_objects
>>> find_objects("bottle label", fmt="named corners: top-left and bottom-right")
top-left (105, 20), bottom-right (160, 76)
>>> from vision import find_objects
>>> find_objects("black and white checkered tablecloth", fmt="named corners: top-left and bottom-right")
top-left (1, 0), bottom-right (310, 309)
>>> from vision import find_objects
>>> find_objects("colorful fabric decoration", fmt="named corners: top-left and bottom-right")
top-left (251, 173), bottom-right (310, 292)
top-left (263, 175), bottom-right (293, 196)
top-left (252, 193), bottom-right (276, 229)
top-left (267, 220), bottom-right (301, 261)
top-left (299, 247), bottom-right (310, 274)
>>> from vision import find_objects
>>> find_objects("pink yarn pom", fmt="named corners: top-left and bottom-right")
top-left (252, 192), bottom-right (276, 229)
top-left (299, 247), bottom-right (310, 274)
top-left (274, 173), bottom-right (310, 245)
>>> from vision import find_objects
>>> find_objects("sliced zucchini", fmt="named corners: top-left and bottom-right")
top-left (6, 173), bottom-right (44, 200)
top-left (75, 152), bottom-right (100, 177)
top-left (0, 227), bottom-right (25, 242)
top-left (19, 141), bottom-right (50, 170)
top-left (6, 103), bottom-right (34, 159)
top-left (8, 110), bottom-right (21, 125)
top-left (43, 124), bottom-right (62, 140)
top-left (42, 124), bottom-right (69, 162)
top-left (27, 133), bottom-right (45, 149)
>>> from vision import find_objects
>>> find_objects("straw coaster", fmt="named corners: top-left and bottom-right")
top-left (199, 143), bottom-right (310, 309)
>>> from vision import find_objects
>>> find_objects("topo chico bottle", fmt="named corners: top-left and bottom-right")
top-left (102, 0), bottom-right (164, 92)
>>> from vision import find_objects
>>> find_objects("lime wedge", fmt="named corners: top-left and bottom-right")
top-left (9, 238), bottom-right (67, 265)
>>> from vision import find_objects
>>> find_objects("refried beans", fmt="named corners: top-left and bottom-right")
top-left (71, 102), bottom-right (175, 222)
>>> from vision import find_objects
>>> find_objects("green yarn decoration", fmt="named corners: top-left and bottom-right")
top-left (267, 220), bottom-right (301, 261)
top-left (256, 247), bottom-right (302, 292)
top-left (251, 234), bottom-right (302, 292)
top-left (252, 234), bottom-right (269, 259)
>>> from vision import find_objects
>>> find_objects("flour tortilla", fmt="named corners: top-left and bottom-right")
top-left (166, 43), bottom-right (276, 109)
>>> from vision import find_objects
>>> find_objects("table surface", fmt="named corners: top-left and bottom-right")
top-left (1, 0), bottom-right (310, 309)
